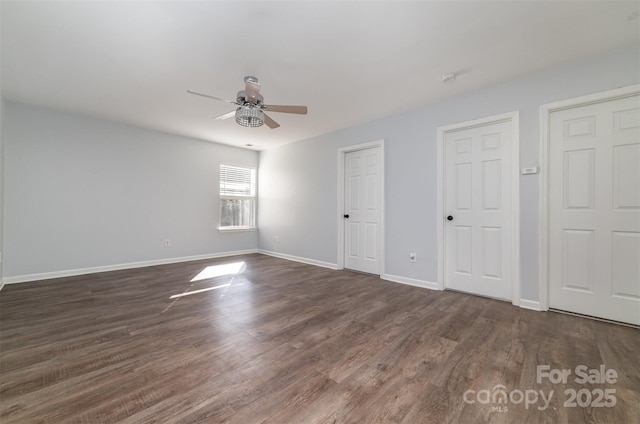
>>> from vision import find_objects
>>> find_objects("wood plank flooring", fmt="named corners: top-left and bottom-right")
top-left (1, 253), bottom-right (639, 423)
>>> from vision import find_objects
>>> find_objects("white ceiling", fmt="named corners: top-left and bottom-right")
top-left (2, 1), bottom-right (639, 150)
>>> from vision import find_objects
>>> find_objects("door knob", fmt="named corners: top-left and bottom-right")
top-left (344, 214), bottom-right (350, 218)
top-left (447, 215), bottom-right (453, 221)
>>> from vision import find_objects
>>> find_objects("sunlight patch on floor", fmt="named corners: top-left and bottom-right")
top-left (190, 262), bottom-right (245, 282)
top-left (163, 261), bottom-right (246, 312)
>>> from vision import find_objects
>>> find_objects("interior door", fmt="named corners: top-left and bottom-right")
top-left (444, 120), bottom-right (513, 300)
top-left (548, 94), bottom-right (640, 325)
top-left (344, 147), bottom-right (381, 274)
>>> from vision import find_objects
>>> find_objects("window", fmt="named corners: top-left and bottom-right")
top-left (219, 164), bottom-right (256, 230)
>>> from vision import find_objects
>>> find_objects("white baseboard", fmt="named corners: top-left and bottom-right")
top-left (257, 249), bottom-right (338, 270)
top-left (381, 273), bottom-right (440, 291)
top-left (2, 249), bottom-right (258, 284)
top-left (519, 298), bottom-right (543, 311)
top-left (259, 252), bottom-right (441, 292)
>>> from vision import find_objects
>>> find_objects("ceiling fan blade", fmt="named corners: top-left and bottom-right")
top-left (263, 105), bottom-right (308, 115)
top-left (213, 110), bottom-right (237, 120)
top-left (263, 113), bottom-right (280, 129)
top-left (187, 90), bottom-right (237, 104)
top-left (245, 80), bottom-right (261, 104)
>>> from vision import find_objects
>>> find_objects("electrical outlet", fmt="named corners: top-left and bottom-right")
top-left (164, 239), bottom-right (171, 247)
top-left (274, 236), bottom-right (280, 244)
top-left (409, 251), bottom-right (416, 262)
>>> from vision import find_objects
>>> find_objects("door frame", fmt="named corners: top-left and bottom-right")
top-left (337, 140), bottom-right (385, 274)
top-left (436, 111), bottom-right (520, 305)
top-left (538, 84), bottom-right (640, 311)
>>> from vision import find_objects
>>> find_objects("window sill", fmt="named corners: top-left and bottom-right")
top-left (217, 226), bottom-right (257, 233)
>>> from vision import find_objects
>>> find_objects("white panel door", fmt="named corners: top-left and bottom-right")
top-left (344, 147), bottom-right (381, 274)
top-left (549, 94), bottom-right (640, 325)
top-left (445, 120), bottom-right (513, 300)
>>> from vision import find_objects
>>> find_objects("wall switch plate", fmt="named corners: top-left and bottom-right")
top-left (164, 239), bottom-right (171, 247)
top-left (274, 236), bottom-right (280, 243)
top-left (409, 251), bottom-right (417, 262)
top-left (521, 166), bottom-right (538, 175)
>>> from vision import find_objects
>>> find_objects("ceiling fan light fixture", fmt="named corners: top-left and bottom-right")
top-left (235, 107), bottom-right (264, 128)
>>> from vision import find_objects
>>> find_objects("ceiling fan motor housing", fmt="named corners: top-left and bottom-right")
top-left (237, 91), bottom-right (264, 105)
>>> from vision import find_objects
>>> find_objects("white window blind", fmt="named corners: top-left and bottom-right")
top-left (220, 165), bottom-right (256, 197)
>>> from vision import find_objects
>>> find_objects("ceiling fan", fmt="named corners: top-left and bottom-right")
top-left (187, 76), bottom-right (308, 129)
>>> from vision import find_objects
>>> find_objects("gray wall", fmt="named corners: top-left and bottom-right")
top-left (258, 45), bottom-right (640, 302)
top-left (0, 98), bottom-right (4, 283)
top-left (4, 102), bottom-right (258, 278)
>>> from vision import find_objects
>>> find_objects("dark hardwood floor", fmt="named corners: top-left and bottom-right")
top-left (1, 253), bottom-right (639, 423)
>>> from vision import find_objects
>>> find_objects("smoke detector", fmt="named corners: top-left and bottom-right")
top-left (441, 73), bottom-right (457, 84)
